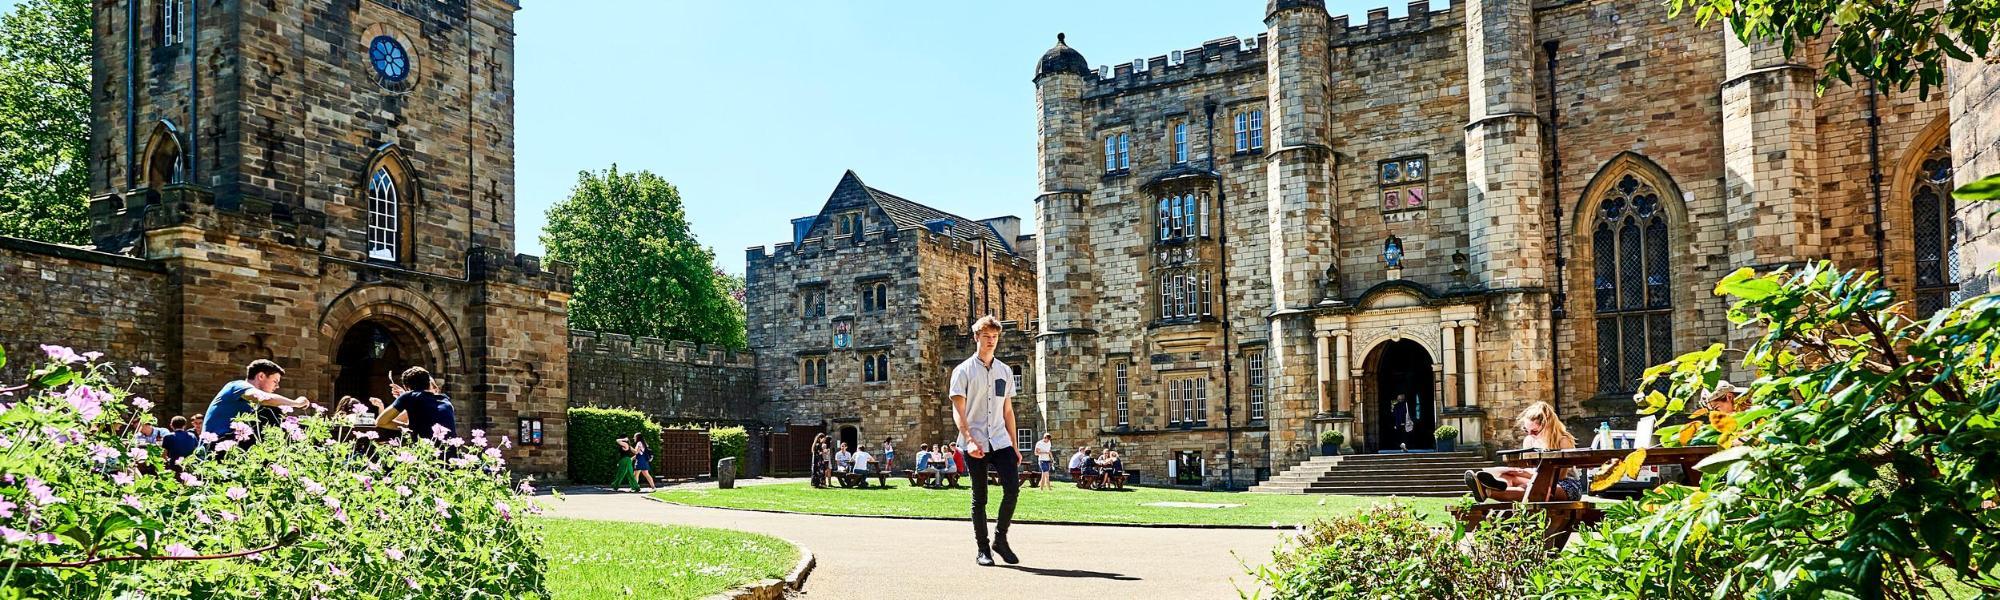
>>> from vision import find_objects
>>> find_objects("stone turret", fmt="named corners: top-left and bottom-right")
top-left (1033, 33), bottom-right (1100, 448)
top-left (1263, 0), bottom-right (1336, 474)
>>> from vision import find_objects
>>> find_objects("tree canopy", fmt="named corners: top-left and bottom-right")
top-left (0, 0), bottom-right (90, 244)
top-left (1669, 0), bottom-right (2000, 98)
top-left (541, 166), bottom-right (745, 349)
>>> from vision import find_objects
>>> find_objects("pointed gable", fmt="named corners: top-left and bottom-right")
top-left (805, 170), bottom-right (1019, 256)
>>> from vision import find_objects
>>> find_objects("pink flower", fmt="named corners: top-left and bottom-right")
top-left (0, 498), bottom-right (15, 518)
top-left (494, 501), bottom-right (512, 521)
top-left (130, 366), bottom-right (151, 377)
top-left (353, 474), bottom-right (374, 491)
top-left (163, 544), bottom-right (196, 557)
top-left (132, 397), bottom-right (153, 412)
top-left (230, 422), bottom-right (254, 442)
top-left (485, 447), bottom-right (503, 459)
top-left (178, 472), bottom-right (202, 487)
top-left (328, 564), bottom-right (346, 577)
top-left (127, 447), bottom-right (150, 461)
top-left (386, 548), bottom-right (404, 560)
top-left (0, 528), bottom-right (28, 544)
top-left (501, 436), bottom-right (514, 449)
top-left (301, 478), bottom-right (325, 495)
top-left (121, 494), bottom-right (144, 509)
top-left (111, 472), bottom-right (134, 486)
top-left (198, 432), bottom-right (219, 444)
top-left (433, 497), bottom-right (450, 517)
top-left (220, 511), bottom-right (240, 522)
top-left (395, 485), bottom-right (412, 498)
top-left (39, 345), bottom-right (83, 364)
top-left (445, 437), bottom-right (464, 448)
top-left (430, 424), bottom-right (450, 440)
top-left (24, 478), bottom-right (61, 506)
top-left (225, 487), bottom-right (248, 501)
top-left (516, 479), bottom-right (536, 496)
top-left (81, 351), bottom-right (102, 361)
top-left (333, 508), bottom-right (349, 524)
top-left (211, 440), bottom-right (237, 453)
top-left (88, 444), bottom-right (119, 463)
top-left (272, 464), bottom-right (290, 478)
top-left (63, 386), bottom-right (106, 422)
top-left (322, 496), bottom-right (341, 509)
top-left (405, 576), bottom-right (420, 590)
top-left (194, 511), bottom-right (212, 525)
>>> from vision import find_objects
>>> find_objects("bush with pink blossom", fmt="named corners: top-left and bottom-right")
top-left (0, 344), bottom-right (549, 599)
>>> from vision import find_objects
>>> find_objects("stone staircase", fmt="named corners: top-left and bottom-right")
top-left (1247, 451), bottom-right (1493, 497)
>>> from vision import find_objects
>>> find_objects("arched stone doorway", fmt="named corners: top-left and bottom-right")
top-left (1362, 339), bottom-right (1436, 453)
top-left (837, 425), bottom-right (860, 453)
top-left (331, 318), bottom-right (432, 408)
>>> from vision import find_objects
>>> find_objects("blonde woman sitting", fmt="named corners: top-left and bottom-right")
top-left (1465, 401), bottom-right (1586, 502)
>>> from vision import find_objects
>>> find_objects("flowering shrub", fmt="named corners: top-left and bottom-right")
top-left (1534, 264), bottom-right (2000, 598)
top-left (0, 344), bottom-right (549, 599)
top-left (1243, 502), bottom-right (1552, 599)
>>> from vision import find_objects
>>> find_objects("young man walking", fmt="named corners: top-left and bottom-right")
top-left (950, 315), bottom-right (1021, 566)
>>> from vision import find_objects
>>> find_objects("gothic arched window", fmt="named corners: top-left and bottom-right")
top-left (1592, 173), bottom-right (1674, 396)
top-left (366, 167), bottom-right (400, 261)
top-left (1912, 139), bottom-right (1960, 317)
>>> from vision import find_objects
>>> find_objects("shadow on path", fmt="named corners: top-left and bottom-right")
top-left (995, 565), bottom-right (1141, 581)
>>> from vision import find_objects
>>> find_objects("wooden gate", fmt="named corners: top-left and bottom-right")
top-left (655, 429), bottom-right (712, 480)
top-left (765, 424), bottom-right (824, 475)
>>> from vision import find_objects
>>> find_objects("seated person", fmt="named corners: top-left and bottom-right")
top-left (161, 416), bottom-right (199, 464)
top-left (1104, 450), bottom-right (1125, 486)
top-left (930, 443), bottom-right (957, 486)
top-left (1466, 401), bottom-right (1584, 502)
top-left (1067, 446), bottom-right (1090, 480)
top-left (852, 447), bottom-right (874, 474)
top-left (834, 443), bottom-right (854, 474)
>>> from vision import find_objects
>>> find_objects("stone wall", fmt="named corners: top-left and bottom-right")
top-left (567, 330), bottom-right (756, 424)
top-left (0, 237), bottom-right (177, 401)
top-left (1951, 53), bottom-right (2000, 301)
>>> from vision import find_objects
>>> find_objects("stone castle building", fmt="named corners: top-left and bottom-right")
top-left (746, 171), bottom-right (1039, 462)
top-left (0, 0), bottom-right (576, 475)
top-left (1032, 0), bottom-right (2000, 486)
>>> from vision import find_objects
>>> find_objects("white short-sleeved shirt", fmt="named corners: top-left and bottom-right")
top-left (949, 354), bottom-right (1015, 452)
top-left (1068, 451), bottom-right (1088, 470)
top-left (1034, 439), bottom-right (1053, 460)
top-left (852, 450), bottom-right (873, 469)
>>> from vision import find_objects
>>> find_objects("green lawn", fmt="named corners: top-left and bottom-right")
top-left (651, 481), bottom-right (1453, 527)
top-left (537, 517), bottom-right (798, 600)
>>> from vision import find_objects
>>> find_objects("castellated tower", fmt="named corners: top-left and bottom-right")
top-left (1033, 35), bottom-right (1102, 447)
top-left (1262, 0), bottom-right (1338, 480)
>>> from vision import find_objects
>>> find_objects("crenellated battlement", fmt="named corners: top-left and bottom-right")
top-left (569, 330), bottom-right (756, 369)
top-left (1085, 34), bottom-right (1268, 95)
top-left (1327, 0), bottom-right (1460, 47)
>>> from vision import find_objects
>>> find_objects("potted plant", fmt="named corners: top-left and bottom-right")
top-left (1318, 429), bottom-right (1345, 456)
top-left (1434, 424), bottom-right (1460, 452)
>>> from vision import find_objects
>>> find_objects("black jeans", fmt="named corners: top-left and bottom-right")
top-left (969, 444), bottom-right (1020, 551)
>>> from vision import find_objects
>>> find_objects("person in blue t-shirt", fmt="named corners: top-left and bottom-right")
top-left (203, 359), bottom-right (315, 443)
top-left (375, 366), bottom-right (457, 441)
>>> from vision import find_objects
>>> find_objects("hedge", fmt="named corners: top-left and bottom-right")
top-left (710, 426), bottom-right (747, 477)
top-left (567, 407), bottom-right (662, 484)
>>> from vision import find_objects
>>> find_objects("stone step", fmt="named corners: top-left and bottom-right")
top-left (1331, 451), bottom-right (1485, 462)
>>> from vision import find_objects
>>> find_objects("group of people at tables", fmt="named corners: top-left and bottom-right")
top-left (1066, 445), bottom-right (1126, 489)
top-left (1463, 382), bottom-right (1746, 502)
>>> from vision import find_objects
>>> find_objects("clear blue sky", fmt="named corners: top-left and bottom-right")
top-left (6, 0), bottom-right (1418, 273)
top-left (514, 1), bottom-right (1408, 274)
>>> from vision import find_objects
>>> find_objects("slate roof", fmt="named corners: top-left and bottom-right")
top-left (819, 170), bottom-right (1017, 256)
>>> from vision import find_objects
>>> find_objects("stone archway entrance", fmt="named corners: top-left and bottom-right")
top-left (837, 425), bottom-right (860, 454)
top-left (331, 318), bottom-right (433, 408)
top-left (1363, 340), bottom-right (1436, 453)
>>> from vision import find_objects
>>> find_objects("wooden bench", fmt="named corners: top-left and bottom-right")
top-left (835, 470), bottom-right (889, 488)
top-left (1450, 501), bottom-right (1605, 549)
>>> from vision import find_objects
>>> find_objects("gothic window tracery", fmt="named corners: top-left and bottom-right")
top-left (1592, 173), bottom-right (1674, 396)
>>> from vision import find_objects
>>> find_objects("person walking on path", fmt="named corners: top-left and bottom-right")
top-left (950, 315), bottom-right (1022, 566)
top-left (609, 435), bottom-right (641, 492)
top-left (1033, 433), bottom-right (1055, 490)
top-left (633, 436), bottom-right (657, 492)
top-left (202, 359), bottom-right (314, 446)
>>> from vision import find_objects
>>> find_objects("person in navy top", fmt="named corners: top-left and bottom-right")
top-left (202, 359), bottom-right (314, 444)
top-left (376, 366), bottom-right (456, 441)
top-left (161, 415), bottom-right (199, 463)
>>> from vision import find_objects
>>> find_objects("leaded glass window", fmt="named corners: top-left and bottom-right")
top-left (1115, 362), bottom-right (1129, 427)
top-left (1912, 140), bottom-right (1960, 317)
top-left (1173, 122), bottom-right (1188, 164)
top-left (367, 168), bottom-right (399, 261)
top-left (1158, 268), bottom-right (1210, 320)
top-left (1247, 350), bottom-right (1266, 422)
top-left (1104, 133), bottom-right (1130, 173)
top-left (1592, 173), bottom-right (1674, 396)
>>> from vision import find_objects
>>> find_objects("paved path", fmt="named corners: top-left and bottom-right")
top-left (539, 485), bottom-right (1285, 600)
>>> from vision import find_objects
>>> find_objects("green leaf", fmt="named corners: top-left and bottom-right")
top-left (1693, 445), bottom-right (1752, 472)
top-left (1715, 268), bottom-right (1780, 301)
top-left (34, 365), bottom-right (72, 388)
top-left (1952, 172), bottom-right (2000, 202)
top-left (0, 344), bottom-right (7, 369)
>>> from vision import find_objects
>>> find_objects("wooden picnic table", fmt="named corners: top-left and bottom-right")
top-left (1504, 446), bottom-right (1719, 502)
